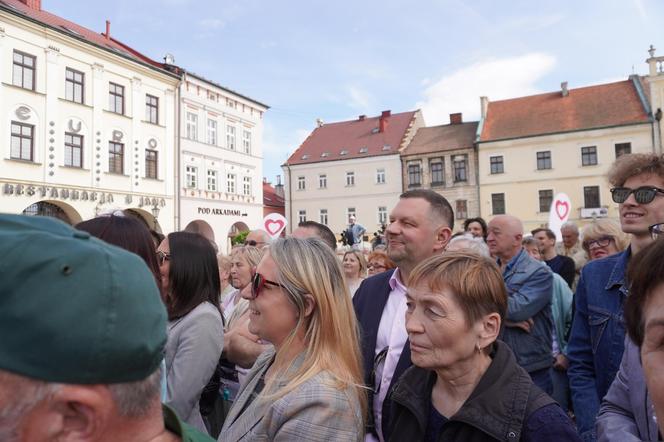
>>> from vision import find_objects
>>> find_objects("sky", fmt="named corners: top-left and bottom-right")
top-left (46, 0), bottom-right (664, 183)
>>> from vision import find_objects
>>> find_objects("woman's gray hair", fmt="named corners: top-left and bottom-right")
top-left (446, 233), bottom-right (490, 257)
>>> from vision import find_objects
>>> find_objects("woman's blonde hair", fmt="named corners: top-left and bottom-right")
top-left (343, 250), bottom-right (368, 278)
top-left (226, 246), bottom-right (264, 328)
top-left (581, 219), bottom-right (630, 254)
top-left (262, 237), bottom-right (366, 421)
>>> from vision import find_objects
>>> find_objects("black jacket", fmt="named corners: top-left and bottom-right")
top-left (387, 340), bottom-right (555, 442)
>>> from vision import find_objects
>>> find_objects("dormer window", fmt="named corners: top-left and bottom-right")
top-left (359, 147), bottom-right (368, 154)
top-left (321, 152), bottom-right (329, 158)
top-left (382, 144), bottom-right (391, 151)
top-left (340, 149), bottom-right (348, 156)
top-left (371, 128), bottom-right (380, 134)
top-left (301, 154), bottom-right (310, 160)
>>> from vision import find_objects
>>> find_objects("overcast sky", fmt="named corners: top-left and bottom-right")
top-left (47, 0), bottom-right (664, 182)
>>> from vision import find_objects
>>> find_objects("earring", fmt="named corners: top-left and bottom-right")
top-left (476, 342), bottom-right (482, 353)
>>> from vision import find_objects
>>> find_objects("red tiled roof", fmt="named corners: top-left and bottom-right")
top-left (480, 79), bottom-right (650, 142)
top-left (284, 110), bottom-right (418, 165)
top-left (263, 182), bottom-right (284, 208)
top-left (0, 0), bottom-right (167, 71)
top-left (402, 121), bottom-right (478, 156)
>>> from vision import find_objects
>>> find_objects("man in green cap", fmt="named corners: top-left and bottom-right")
top-left (0, 214), bottom-right (213, 441)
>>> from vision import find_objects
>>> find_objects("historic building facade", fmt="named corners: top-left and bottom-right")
top-left (177, 71), bottom-right (268, 252)
top-left (0, 0), bottom-right (179, 231)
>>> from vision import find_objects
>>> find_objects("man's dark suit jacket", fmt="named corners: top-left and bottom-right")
top-left (353, 269), bottom-right (412, 441)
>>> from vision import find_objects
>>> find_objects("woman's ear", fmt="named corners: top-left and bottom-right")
top-left (478, 312), bottom-right (501, 349)
top-left (302, 294), bottom-right (316, 318)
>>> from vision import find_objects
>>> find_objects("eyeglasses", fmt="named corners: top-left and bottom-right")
top-left (367, 262), bottom-right (386, 270)
top-left (582, 236), bottom-right (614, 251)
top-left (156, 250), bottom-right (171, 266)
top-left (244, 240), bottom-right (265, 247)
top-left (250, 272), bottom-right (281, 298)
top-left (650, 223), bottom-right (664, 241)
top-left (610, 186), bottom-right (664, 204)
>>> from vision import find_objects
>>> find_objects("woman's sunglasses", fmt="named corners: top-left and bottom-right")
top-left (250, 273), bottom-right (281, 298)
top-left (610, 186), bottom-right (664, 204)
top-left (156, 250), bottom-right (171, 266)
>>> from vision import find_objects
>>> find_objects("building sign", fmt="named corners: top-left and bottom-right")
top-left (197, 207), bottom-right (247, 216)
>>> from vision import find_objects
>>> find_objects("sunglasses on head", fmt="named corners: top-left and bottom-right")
top-left (156, 250), bottom-right (171, 266)
top-left (250, 272), bottom-right (281, 298)
top-left (610, 186), bottom-right (664, 204)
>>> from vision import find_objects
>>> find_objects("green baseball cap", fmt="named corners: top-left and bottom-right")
top-left (0, 214), bottom-right (167, 384)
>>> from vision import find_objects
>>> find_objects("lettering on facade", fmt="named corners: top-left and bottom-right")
top-left (112, 130), bottom-right (124, 142)
top-left (15, 106), bottom-right (31, 121)
top-left (197, 207), bottom-right (246, 217)
top-left (68, 119), bottom-right (82, 133)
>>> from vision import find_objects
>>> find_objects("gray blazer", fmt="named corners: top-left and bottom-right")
top-left (165, 301), bottom-right (224, 432)
top-left (218, 348), bottom-right (364, 441)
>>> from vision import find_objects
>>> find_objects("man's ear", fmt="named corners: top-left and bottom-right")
top-left (435, 226), bottom-right (453, 251)
top-left (51, 385), bottom-right (113, 441)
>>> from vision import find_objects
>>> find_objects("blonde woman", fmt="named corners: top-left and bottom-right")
top-left (218, 237), bottom-right (366, 441)
top-left (342, 249), bottom-right (368, 297)
top-left (580, 218), bottom-right (630, 261)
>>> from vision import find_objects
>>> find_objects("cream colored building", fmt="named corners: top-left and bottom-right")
top-left (177, 72), bottom-right (268, 251)
top-left (283, 110), bottom-right (424, 238)
top-left (477, 77), bottom-right (654, 232)
top-left (0, 0), bottom-right (179, 231)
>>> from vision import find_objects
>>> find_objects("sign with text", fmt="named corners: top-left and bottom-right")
top-left (263, 213), bottom-right (288, 239)
top-left (548, 193), bottom-right (571, 242)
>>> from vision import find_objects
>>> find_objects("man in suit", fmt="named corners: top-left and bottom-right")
top-left (354, 189), bottom-right (453, 442)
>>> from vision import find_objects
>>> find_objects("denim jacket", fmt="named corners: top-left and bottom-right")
top-left (499, 249), bottom-right (554, 373)
top-left (567, 248), bottom-right (631, 442)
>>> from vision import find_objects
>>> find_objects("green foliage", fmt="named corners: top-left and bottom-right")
top-left (232, 230), bottom-right (249, 246)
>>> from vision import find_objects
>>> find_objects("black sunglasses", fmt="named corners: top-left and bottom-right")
top-left (250, 273), bottom-right (281, 298)
top-left (156, 250), bottom-right (171, 266)
top-left (610, 186), bottom-right (664, 204)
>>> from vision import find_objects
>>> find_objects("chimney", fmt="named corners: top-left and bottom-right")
top-left (316, 118), bottom-right (324, 128)
top-left (263, 177), bottom-right (268, 184)
top-left (358, 115), bottom-right (366, 121)
top-left (105, 20), bottom-right (111, 40)
top-left (379, 110), bottom-right (391, 132)
top-left (274, 175), bottom-right (284, 198)
top-left (561, 81), bottom-right (569, 97)
top-left (18, 0), bottom-right (41, 10)
top-left (480, 96), bottom-right (489, 119)
top-left (450, 113), bottom-right (463, 124)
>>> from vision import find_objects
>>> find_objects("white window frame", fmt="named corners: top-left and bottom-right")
top-left (207, 169), bottom-right (217, 191)
top-left (298, 210), bottom-right (307, 223)
top-left (243, 176), bottom-right (252, 196)
top-left (319, 174), bottom-right (327, 189)
top-left (242, 130), bottom-right (251, 154)
top-left (185, 165), bottom-right (197, 188)
top-left (378, 206), bottom-right (387, 225)
top-left (226, 173), bottom-right (236, 193)
top-left (346, 171), bottom-right (355, 186)
top-left (297, 176), bottom-right (306, 190)
top-left (186, 112), bottom-right (198, 141)
top-left (207, 119), bottom-right (217, 145)
top-left (376, 168), bottom-right (386, 184)
top-left (319, 209), bottom-right (328, 225)
top-left (226, 125), bottom-right (236, 150)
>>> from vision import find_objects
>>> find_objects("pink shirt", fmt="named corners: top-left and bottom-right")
top-left (365, 268), bottom-right (408, 442)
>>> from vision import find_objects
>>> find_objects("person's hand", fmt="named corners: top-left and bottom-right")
top-left (553, 354), bottom-right (569, 371)
top-left (505, 318), bottom-right (534, 333)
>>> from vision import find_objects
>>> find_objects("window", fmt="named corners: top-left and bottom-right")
top-left (64, 132), bottom-right (83, 168)
top-left (243, 130), bottom-right (251, 154)
top-left (536, 151), bottom-right (551, 170)
top-left (108, 82), bottom-right (125, 114)
top-left (185, 165), bottom-right (197, 188)
top-left (378, 206), bottom-right (387, 225)
top-left (108, 141), bottom-right (124, 174)
top-left (227, 125), bottom-right (236, 150)
top-left (584, 186), bottom-right (601, 208)
top-left (298, 210), bottom-right (307, 223)
top-left (408, 163), bottom-right (421, 187)
top-left (539, 189), bottom-right (553, 213)
top-left (145, 94), bottom-right (158, 124)
top-left (455, 200), bottom-right (468, 219)
top-left (186, 112), bottom-right (198, 140)
top-left (490, 156), bottom-right (504, 174)
top-left (10, 121), bottom-right (34, 161)
top-left (207, 119), bottom-right (217, 145)
top-left (12, 50), bottom-right (35, 90)
top-left (319, 209), bottom-right (328, 225)
top-left (491, 193), bottom-right (505, 215)
top-left (145, 149), bottom-right (158, 179)
top-left (346, 171), bottom-right (355, 186)
top-left (453, 156), bottom-right (467, 182)
top-left (376, 168), bottom-right (386, 184)
top-left (297, 176), bottom-right (306, 190)
top-left (65, 68), bottom-right (84, 103)
top-left (227, 173), bottom-right (236, 193)
top-left (207, 170), bottom-right (217, 191)
top-left (243, 176), bottom-right (251, 195)
top-left (319, 174), bottom-right (327, 189)
top-left (615, 142), bottom-right (632, 158)
top-left (430, 160), bottom-right (444, 185)
top-left (581, 146), bottom-right (598, 166)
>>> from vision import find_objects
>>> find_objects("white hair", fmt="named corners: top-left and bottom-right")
top-left (561, 221), bottom-right (579, 234)
top-left (446, 233), bottom-right (490, 257)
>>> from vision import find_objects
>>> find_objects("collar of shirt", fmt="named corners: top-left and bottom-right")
top-left (388, 268), bottom-right (407, 293)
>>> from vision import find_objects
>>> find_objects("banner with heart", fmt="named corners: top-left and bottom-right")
top-left (548, 193), bottom-right (571, 242)
top-left (263, 213), bottom-right (288, 239)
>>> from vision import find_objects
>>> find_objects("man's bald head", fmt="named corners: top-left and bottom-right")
top-left (487, 215), bottom-right (525, 262)
top-left (245, 229), bottom-right (270, 247)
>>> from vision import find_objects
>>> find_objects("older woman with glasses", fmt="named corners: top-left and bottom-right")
top-left (366, 250), bottom-right (396, 276)
top-left (580, 218), bottom-right (630, 261)
top-left (388, 251), bottom-right (579, 442)
top-left (218, 237), bottom-right (366, 441)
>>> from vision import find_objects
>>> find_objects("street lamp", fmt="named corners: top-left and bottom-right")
top-left (151, 204), bottom-right (160, 219)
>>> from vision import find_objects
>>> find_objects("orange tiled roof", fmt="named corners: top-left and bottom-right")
top-left (403, 121), bottom-right (478, 156)
top-left (284, 110), bottom-right (418, 166)
top-left (263, 181), bottom-right (284, 208)
top-left (480, 79), bottom-right (650, 142)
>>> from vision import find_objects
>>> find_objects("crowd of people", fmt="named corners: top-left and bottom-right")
top-left (2, 152), bottom-right (664, 441)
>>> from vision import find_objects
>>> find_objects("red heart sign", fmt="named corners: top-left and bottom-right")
top-left (265, 219), bottom-right (285, 236)
top-left (555, 200), bottom-right (569, 221)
